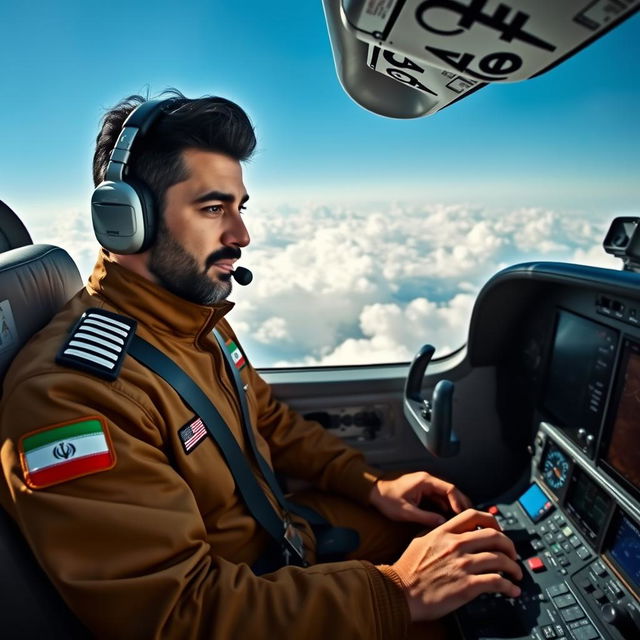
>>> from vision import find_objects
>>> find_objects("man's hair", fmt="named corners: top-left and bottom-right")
top-left (93, 89), bottom-right (256, 211)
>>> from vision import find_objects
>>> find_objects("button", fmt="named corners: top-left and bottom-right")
top-left (551, 543), bottom-right (562, 555)
top-left (559, 557), bottom-right (570, 567)
top-left (560, 568), bottom-right (568, 575)
top-left (487, 505), bottom-right (499, 516)
top-left (578, 577), bottom-right (592, 592)
top-left (545, 533), bottom-right (557, 544)
top-left (576, 546), bottom-right (591, 560)
top-left (562, 526), bottom-right (574, 537)
top-left (608, 579), bottom-right (624, 598)
top-left (533, 539), bottom-right (546, 551)
top-left (547, 583), bottom-right (569, 597)
top-left (592, 588), bottom-right (607, 603)
top-left (541, 624), bottom-right (556, 638)
top-left (569, 536), bottom-right (581, 548)
top-left (568, 619), bottom-right (588, 630)
top-left (554, 594), bottom-right (577, 608)
top-left (571, 624), bottom-right (599, 640)
top-left (540, 523), bottom-right (549, 535)
top-left (548, 522), bottom-right (558, 532)
top-left (560, 606), bottom-right (585, 623)
top-left (527, 557), bottom-right (546, 572)
top-left (506, 517), bottom-right (517, 526)
top-left (554, 624), bottom-right (564, 637)
top-left (562, 542), bottom-right (572, 553)
top-left (556, 532), bottom-right (567, 542)
top-left (593, 560), bottom-right (607, 576)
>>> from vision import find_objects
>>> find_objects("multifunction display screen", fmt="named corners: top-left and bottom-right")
top-left (608, 514), bottom-right (640, 595)
top-left (519, 483), bottom-right (553, 523)
top-left (565, 467), bottom-right (612, 546)
top-left (603, 340), bottom-right (640, 496)
top-left (544, 311), bottom-right (617, 444)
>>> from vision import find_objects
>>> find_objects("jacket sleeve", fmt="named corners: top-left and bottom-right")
top-left (0, 370), bottom-right (409, 640)
top-left (245, 361), bottom-right (384, 505)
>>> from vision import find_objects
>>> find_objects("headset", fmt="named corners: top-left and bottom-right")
top-left (91, 98), bottom-right (178, 254)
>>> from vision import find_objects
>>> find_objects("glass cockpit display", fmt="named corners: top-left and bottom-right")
top-left (543, 311), bottom-right (618, 448)
top-left (608, 513), bottom-right (640, 595)
top-left (518, 483), bottom-right (553, 523)
top-left (565, 466), bottom-right (612, 547)
top-left (602, 340), bottom-right (640, 498)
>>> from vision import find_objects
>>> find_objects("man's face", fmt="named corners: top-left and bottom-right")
top-left (148, 149), bottom-right (250, 305)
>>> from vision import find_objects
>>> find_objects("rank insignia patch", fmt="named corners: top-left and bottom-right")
top-left (179, 416), bottom-right (208, 454)
top-left (225, 339), bottom-right (246, 370)
top-left (19, 416), bottom-right (116, 489)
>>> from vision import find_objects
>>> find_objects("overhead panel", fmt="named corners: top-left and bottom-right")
top-left (323, 0), bottom-right (639, 117)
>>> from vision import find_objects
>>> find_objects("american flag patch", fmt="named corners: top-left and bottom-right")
top-left (178, 417), bottom-right (208, 454)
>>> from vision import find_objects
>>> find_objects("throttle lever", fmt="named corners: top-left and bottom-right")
top-left (403, 344), bottom-right (460, 457)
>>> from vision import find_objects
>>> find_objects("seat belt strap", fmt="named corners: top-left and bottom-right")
top-left (212, 329), bottom-right (330, 528)
top-left (212, 330), bottom-right (361, 561)
top-left (127, 335), bottom-right (306, 566)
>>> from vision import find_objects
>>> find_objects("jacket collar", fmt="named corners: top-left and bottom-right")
top-left (86, 250), bottom-right (234, 341)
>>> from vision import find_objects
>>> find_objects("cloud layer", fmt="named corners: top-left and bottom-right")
top-left (38, 203), bottom-right (622, 367)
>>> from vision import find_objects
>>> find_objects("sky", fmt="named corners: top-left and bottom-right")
top-left (0, 2), bottom-right (639, 366)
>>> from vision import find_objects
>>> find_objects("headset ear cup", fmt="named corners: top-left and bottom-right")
top-left (126, 178), bottom-right (157, 252)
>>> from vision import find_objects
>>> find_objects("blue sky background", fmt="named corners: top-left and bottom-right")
top-left (1, 2), bottom-right (639, 223)
top-left (1, 2), bottom-right (638, 365)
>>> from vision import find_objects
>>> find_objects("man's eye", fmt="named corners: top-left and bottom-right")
top-left (202, 205), bottom-right (223, 214)
top-left (239, 205), bottom-right (247, 213)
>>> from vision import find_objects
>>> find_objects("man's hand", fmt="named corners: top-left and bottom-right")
top-left (391, 509), bottom-right (522, 621)
top-left (369, 471), bottom-right (472, 528)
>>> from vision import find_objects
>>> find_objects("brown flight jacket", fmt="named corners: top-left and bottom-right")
top-left (0, 252), bottom-right (410, 639)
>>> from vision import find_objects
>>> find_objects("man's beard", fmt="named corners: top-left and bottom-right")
top-left (148, 220), bottom-right (238, 305)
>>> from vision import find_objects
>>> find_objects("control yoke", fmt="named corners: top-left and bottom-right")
top-left (403, 344), bottom-right (460, 457)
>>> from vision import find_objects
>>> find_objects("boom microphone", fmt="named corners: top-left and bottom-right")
top-left (232, 266), bottom-right (253, 286)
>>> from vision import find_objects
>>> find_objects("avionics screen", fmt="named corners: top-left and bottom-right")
top-left (608, 513), bottom-right (640, 595)
top-left (518, 483), bottom-right (552, 523)
top-left (544, 311), bottom-right (617, 436)
top-left (603, 340), bottom-right (640, 496)
top-left (565, 467), bottom-right (611, 545)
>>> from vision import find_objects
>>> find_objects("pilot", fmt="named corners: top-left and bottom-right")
top-left (0, 91), bottom-right (521, 639)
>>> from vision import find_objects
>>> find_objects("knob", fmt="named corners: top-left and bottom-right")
top-left (601, 603), bottom-right (639, 638)
top-left (577, 428), bottom-right (587, 442)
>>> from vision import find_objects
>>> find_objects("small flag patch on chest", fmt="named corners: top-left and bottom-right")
top-left (179, 416), bottom-right (208, 453)
top-left (225, 339), bottom-right (246, 370)
top-left (19, 417), bottom-right (116, 489)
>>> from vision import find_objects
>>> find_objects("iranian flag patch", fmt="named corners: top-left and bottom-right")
top-left (19, 416), bottom-right (116, 489)
top-left (225, 339), bottom-right (246, 370)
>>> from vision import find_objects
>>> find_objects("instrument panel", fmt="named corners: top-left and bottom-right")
top-left (457, 283), bottom-right (640, 640)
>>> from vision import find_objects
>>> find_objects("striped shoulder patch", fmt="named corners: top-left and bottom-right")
top-left (19, 416), bottom-right (116, 489)
top-left (56, 308), bottom-right (136, 381)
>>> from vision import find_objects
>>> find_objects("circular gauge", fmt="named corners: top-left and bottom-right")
top-left (543, 447), bottom-right (570, 492)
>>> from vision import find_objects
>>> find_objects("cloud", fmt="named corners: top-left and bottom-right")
top-left (36, 202), bottom-right (634, 367)
top-left (30, 209), bottom-right (101, 281)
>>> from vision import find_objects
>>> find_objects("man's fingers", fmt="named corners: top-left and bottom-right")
top-left (467, 572), bottom-right (522, 600)
top-left (400, 502), bottom-right (447, 527)
top-left (418, 475), bottom-right (472, 513)
top-left (463, 551), bottom-right (523, 582)
top-left (457, 527), bottom-right (518, 561)
top-left (441, 508), bottom-right (503, 534)
top-left (448, 488), bottom-right (473, 513)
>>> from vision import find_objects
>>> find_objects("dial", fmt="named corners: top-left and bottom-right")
top-left (543, 447), bottom-right (570, 492)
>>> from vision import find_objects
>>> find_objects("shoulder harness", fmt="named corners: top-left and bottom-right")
top-left (56, 307), bottom-right (137, 381)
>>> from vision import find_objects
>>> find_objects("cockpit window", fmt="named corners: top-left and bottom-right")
top-left (2, 5), bottom-right (638, 367)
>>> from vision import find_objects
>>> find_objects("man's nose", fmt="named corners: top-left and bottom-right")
top-left (222, 211), bottom-right (250, 248)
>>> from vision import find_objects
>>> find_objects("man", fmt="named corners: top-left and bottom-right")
top-left (0, 92), bottom-right (521, 639)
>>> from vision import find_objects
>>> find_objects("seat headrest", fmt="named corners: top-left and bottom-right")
top-left (0, 201), bottom-right (33, 252)
top-left (0, 244), bottom-right (83, 382)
